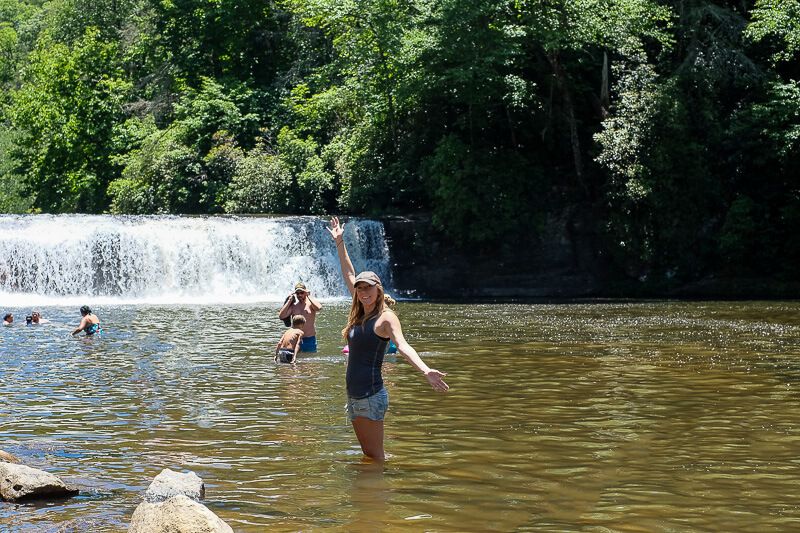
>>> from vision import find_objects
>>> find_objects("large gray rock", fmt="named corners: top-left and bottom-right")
top-left (129, 494), bottom-right (233, 533)
top-left (0, 462), bottom-right (79, 501)
top-left (0, 450), bottom-right (20, 464)
top-left (144, 468), bottom-right (205, 503)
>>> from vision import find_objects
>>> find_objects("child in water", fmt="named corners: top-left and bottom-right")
top-left (275, 315), bottom-right (305, 364)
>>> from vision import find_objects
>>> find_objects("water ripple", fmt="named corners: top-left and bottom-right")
top-left (2, 301), bottom-right (800, 531)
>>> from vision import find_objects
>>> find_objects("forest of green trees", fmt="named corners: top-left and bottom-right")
top-left (0, 0), bottom-right (798, 285)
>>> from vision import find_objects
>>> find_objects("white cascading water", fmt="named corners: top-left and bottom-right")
top-left (0, 215), bottom-right (392, 305)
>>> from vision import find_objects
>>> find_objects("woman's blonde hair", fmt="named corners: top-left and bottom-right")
top-left (342, 283), bottom-right (387, 341)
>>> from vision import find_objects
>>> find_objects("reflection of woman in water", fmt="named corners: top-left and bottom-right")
top-left (71, 305), bottom-right (103, 336)
top-left (328, 216), bottom-right (449, 462)
top-left (346, 461), bottom-right (390, 529)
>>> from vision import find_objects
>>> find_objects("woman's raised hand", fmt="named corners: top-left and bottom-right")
top-left (327, 216), bottom-right (345, 242)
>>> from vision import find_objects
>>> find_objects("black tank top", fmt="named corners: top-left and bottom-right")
top-left (346, 314), bottom-right (389, 398)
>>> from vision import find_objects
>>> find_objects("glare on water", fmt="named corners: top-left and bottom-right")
top-left (2, 300), bottom-right (800, 532)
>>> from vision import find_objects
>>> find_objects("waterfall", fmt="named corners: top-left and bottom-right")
top-left (0, 215), bottom-right (391, 305)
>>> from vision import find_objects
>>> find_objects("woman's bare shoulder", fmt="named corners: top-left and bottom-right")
top-left (376, 308), bottom-right (399, 328)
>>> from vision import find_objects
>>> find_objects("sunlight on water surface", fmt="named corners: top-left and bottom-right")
top-left (2, 300), bottom-right (800, 531)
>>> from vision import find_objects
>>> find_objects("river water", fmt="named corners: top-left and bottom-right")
top-left (2, 300), bottom-right (800, 531)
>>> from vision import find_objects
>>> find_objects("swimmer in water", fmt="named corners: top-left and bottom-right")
top-left (71, 305), bottom-right (103, 336)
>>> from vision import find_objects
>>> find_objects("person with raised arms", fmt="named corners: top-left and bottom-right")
top-left (327, 216), bottom-right (449, 462)
top-left (278, 282), bottom-right (322, 353)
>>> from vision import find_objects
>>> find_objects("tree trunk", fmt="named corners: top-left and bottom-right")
top-left (506, 106), bottom-right (518, 147)
top-left (368, 21), bottom-right (398, 151)
top-left (600, 51), bottom-right (610, 117)
top-left (548, 51), bottom-right (586, 196)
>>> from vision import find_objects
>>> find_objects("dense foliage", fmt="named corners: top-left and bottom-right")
top-left (0, 0), bottom-right (798, 284)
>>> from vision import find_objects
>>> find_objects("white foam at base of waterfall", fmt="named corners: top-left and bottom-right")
top-left (0, 215), bottom-right (391, 305)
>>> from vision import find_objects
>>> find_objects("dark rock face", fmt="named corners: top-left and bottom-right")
top-left (381, 214), bottom-right (601, 299)
top-left (381, 215), bottom-right (800, 299)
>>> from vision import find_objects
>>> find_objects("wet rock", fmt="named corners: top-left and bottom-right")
top-left (0, 450), bottom-right (20, 464)
top-left (129, 494), bottom-right (233, 533)
top-left (0, 462), bottom-right (79, 502)
top-left (129, 469), bottom-right (232, 532)
top-left (144, 468), bottom-right (205, 503)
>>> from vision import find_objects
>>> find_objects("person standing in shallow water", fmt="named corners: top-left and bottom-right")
top-left (327, 216), bottom-right (449, 462)
top-left (275, 315), bottom-right (305, 364)
top-left (72, 305), bottom-right (102, 336)
top-left (278, 282), bottom-right (322, 352)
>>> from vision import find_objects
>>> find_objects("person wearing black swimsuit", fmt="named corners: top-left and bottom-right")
top-left (328, 217), bottom-right (449, 462)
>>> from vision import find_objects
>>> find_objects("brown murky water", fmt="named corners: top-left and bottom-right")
top-left (2, 300), bottom-right (800, 531)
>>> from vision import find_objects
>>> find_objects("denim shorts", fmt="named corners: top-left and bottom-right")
top-left (345, 387), bottom-right (389, 422)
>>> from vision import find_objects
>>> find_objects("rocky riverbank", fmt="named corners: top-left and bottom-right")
top-left (0, 450), bottom-right (232, 532)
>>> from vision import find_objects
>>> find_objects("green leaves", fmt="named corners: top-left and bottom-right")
top-left (515, 0), bottom-right (673, 56)
top-left (223, 150), bottom-right (293, 214)
top-left (276, 126), bottom-right (334, 214)
top-left (0, 21), bottom-right (18, 85)
top-left (8, 27), bottom-right (130, 212)
top-left (0, 0), bottom-right (798, 281)
top-left (747, 0), bottom-right (800, 62)
top-left (423, 134), bottom-right (546, 246)
top-left (746, 80), bottom-right (800, 158)
top-left (108, 78), bottom-right (257, 214)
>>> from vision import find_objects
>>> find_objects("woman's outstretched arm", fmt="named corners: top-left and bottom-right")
top-left (327, 216), bottom-right (356, 295)
top-left (380, 312), bottom-right (449, 393)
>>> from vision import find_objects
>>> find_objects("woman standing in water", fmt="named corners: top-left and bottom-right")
top-left (327, 217), bottom-right (449, 462)
top-left (71, 305), bottom-right (103, 336)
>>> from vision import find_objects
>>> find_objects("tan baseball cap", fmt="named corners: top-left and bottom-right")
top-left (354, 271), bottom-right (382, 286)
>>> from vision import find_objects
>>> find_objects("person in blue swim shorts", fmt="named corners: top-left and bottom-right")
top-left (278, 281), bottom-right (322, 352)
